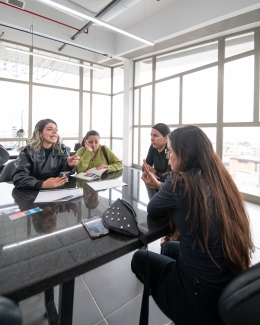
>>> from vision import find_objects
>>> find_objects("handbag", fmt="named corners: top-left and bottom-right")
top-left (102, 198), bottom-right (150, 325)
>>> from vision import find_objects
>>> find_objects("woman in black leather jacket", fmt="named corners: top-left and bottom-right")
top-left (12, 119), bottom-right (79, 189)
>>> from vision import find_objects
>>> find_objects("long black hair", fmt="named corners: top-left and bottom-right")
top-left (168, 125), bottom-right (254, 270)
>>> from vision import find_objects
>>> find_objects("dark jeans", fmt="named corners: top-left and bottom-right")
top-left (131, 241), bottom-right (225, 325)
top-left (0, 296), bottom-right (23, 325)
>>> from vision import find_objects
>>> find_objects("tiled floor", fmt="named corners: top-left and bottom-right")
top-left (19, 201), bottom-right (260, 325)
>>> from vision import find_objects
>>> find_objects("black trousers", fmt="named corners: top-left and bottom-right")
top-left (131, 241), bottom-right (225, 325)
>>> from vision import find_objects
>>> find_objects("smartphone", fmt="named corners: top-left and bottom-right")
top-left (59, 171), bottom-right (70, 179)
top-left (82, 216), bottom-right (109, 239)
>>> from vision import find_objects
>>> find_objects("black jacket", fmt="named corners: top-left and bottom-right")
top-left (12, 144), bottom-right (74, 189)
top-left (145, 144), bottom-right (171, 182)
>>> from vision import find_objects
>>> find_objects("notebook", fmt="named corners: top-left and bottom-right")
top-left (71, 167), bottom-right (108, 181)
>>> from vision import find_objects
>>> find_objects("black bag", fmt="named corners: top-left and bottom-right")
top-left (102, 198), bottom-right (150, 325)
top-left (103, 198), bottom-right (141, 237)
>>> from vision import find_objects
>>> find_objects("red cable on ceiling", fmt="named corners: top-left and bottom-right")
top-left (0, 1), bottom-right (88, 34)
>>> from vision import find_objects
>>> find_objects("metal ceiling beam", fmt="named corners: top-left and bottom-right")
top-left (58, 0), bottom-right (122, 52)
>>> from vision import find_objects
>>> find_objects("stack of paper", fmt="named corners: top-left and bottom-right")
top-left (34, 188), bottom-right (83, 203)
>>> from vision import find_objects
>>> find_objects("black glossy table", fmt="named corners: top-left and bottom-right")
top-left (0, 167), bottom-right (170, 325)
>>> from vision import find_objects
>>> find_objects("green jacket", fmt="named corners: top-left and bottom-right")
top-left (76, 145), bottom-right (123, 173)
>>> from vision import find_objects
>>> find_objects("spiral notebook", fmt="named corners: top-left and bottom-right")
top-left (71, 167), bottom-right (107, 181)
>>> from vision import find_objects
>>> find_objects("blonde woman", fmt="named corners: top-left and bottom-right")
top-left (13, 119), bottom-right (79, 189)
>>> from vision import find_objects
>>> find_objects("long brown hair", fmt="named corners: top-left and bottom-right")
top-left (168, 125), bottom-right (254, 270)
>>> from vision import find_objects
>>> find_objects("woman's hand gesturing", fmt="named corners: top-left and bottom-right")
top-left (141, 160), bottom-right (162, 190)
top-left (67, 154), bottom-right (80, 167)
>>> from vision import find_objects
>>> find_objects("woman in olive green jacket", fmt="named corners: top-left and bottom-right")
top-left (76, 130), bottom-right (123, 173)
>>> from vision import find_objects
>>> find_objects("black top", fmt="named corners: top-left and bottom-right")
top-left (145, 144), bottom-right (170, 182)
top-left (147, 172), bottom-right (240, 285)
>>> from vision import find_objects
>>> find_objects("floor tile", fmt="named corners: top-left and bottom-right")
top-left (72, 276), bottom-right (104, 325)
top-left (19, 292), bottom-right (48, 325)
top-left (106, 294), bottom-right (171, 325)
top-left (82, 251), bottom-right (143, 317)
top-left (94, 321), bottom-right (108, 325)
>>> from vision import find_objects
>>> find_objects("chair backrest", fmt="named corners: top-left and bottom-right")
top-left (0, 160), bottom-right (17, 182)
top-left (74, 143), bottom-right (82, 151)
top-left (0, 296), bottom-right (23, 325)
top-left (0, 147), bottom-right (10, 166)
top-left (218, 261), bottom-right (260, 325)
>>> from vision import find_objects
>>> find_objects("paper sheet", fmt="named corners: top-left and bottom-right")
top-left (88, 179), bottom-right (127, 191)
top-left (34, 188), bottom-right (83, 203)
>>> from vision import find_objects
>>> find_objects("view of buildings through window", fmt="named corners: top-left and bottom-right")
top-left (133, 30), bottom-right (260, 200)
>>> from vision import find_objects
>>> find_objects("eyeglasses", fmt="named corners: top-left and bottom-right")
top-left (165, 149), bottom-right (172, 157)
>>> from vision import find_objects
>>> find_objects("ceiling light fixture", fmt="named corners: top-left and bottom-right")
top-left (5, 46), bottom-right (104, 70)
top-left (37, 0), bottom-right (154, 46)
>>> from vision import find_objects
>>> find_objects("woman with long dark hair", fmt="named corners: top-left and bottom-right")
top-left (132, 125), bottom-right (254, 325)
top-left (13, 119), bottom-right (79, 189)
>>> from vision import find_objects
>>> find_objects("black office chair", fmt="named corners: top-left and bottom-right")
top-left (0, 147), bottom-right (10, 166)
top-left (218, 261), bottom-right (260, 325)
top-left (0, 160), bottom-right (17, 182)
top-left (74, 142), bottom-right (82, 151)
top-left (0, 296), bottom-right (23, 325)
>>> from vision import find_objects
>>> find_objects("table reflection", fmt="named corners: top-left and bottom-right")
top-left (0, 167), bottom-right (163, 251)
top-left (0, 167), bottom-right (171, 308)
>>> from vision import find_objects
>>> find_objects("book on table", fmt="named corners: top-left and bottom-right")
top-left (71, 167), bottom-right (107, 181)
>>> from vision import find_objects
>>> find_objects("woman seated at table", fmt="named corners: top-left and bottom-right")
top-left (132, 125), bottom-right (254, 325)
top-left (144, 123), bottom-right (171, 184)
top-left (12, 119), bottom-right (80, 189)
top-left (76, 130), bottom-right (123, 173)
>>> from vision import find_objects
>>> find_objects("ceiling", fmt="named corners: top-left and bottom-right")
top-left (70, 0), bottom-right (113, 14)
top-left (0, 0), bottom-right (260, 66)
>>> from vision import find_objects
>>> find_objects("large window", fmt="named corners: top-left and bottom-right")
top-left (223, 127), bottom-right (260, 197)
top-left (0, 44), bottom-right (30, 82)
top-left (155, 78), bottom-right (179, 124)
top-left (223, 56), bottom-right (254, 122)
top-left (225, 32), bottom-right (254, 58)
top-left (92, 94), bottom-right (111, 137)
top-left (183, 67), bottom-right (218, 124)
top-left (32, 50), bottom-right (80, 89)
top-left (0, 41), bottom-right (122, 157)
top-left (0, 80), bottom-right (29, 147)
top-left (32, 86), bottom-right (79, 137)
top-left (133, 28), bottom-right (260, 203)
top-left (93, 66), bottom-right (111, 94)
top-left (135, 59), bottom-right (152, 86)
top-left (113, 66), bottom-right (124, 93)
top-left (156, 41), bottom-right (218, 81)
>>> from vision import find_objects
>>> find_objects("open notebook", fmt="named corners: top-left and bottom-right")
top-left (71, 167), bottom-right (108, 181)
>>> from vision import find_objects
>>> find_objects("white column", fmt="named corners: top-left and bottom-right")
top-left (123, 59), bottom-right (134, 166)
